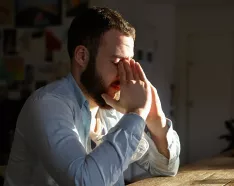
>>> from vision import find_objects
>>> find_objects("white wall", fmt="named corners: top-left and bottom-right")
top-left (175, 4), bottom-right (234, 164)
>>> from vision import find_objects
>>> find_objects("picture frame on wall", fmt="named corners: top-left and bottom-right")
top-left (66, 0), bottom-right (89, 17)
top-left (15, 0), bottom-right (62, 28)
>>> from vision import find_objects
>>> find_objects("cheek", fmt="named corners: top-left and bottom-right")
top-left (98, 64), bottom-right (118, 86)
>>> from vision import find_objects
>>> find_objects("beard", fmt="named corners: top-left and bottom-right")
top-left (80, 57), bottom-right (113, 109)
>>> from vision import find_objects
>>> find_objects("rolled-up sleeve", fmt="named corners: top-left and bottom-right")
top-left (136, 119), bottom-right (180, 176)
top-left (23, 96), bottom-right (146, 186)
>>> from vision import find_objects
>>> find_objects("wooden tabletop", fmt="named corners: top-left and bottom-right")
top-left (128, 152), bottom-right (234, 186)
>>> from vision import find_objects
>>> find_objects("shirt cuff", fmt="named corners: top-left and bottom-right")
top-left (166, 119), bottom-right (178, 162)
top-left (147, 119), bottom-right (179, 164)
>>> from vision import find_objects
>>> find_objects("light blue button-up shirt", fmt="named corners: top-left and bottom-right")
top-left (4, 73), bottom-right (180, 186)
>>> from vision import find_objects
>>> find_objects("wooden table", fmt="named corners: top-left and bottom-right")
top-left (128, 152), bottom-right (234, 186)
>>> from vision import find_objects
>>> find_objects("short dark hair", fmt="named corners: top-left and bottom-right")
top-left (67, 7), bottom-right (135, 60)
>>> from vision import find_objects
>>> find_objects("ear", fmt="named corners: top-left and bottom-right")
top-left (74, 45), bottom-right (89, 69)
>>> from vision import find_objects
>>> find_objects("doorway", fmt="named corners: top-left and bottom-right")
top-left (186, 33), bottom-right (234, 163)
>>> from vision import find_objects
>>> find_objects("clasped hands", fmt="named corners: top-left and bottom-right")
top-left (102, 59), bottom-right (168, 139)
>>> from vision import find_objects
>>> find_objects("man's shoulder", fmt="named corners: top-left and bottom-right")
top-left (29, 77), bottom-right (75, 105)
top-left (16, 81), bottom-right (75, 120)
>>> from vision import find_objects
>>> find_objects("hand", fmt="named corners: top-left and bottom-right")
top-left (102, 59), bottom-right (151, 120)
top-left (145, 83), bottom-right (169, 158)
top-left (147, 84), bottom-right (165, 123)
top-left (146, 83), bottom-right (167, 138)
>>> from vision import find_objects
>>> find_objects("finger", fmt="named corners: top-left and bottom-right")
top-left (131, 59), bottom-right (140, 81)
top-left (123, 59), bottom-right (134, 81)
top-left (151, 85), bottom-right (162, 106)
top-left (135, 62), bottom-right (147, 82)
top-left (118, 62), bottom-right (126, 84)
top-left (101, 94), bottom-right (118, 108)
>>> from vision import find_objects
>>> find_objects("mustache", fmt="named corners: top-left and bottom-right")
top-left (111, 80), bottom-right (120, 86)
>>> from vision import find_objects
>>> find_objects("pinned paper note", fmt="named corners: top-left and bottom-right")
top-left (45, 30), bottom-right (61, 51)
top-left (18, 30), bottom-right (31, 51)
top-left (2, 56), bottom-right (24, 81)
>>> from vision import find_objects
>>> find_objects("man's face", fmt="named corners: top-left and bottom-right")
top-left (80, 29), bottom-right (134, 109)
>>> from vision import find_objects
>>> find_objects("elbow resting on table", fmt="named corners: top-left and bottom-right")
top-left (151, 157), bottom-right (180, 177)
top-left (163, 158), bottom-right (180, 177)
top-left (165, 161), bottom-right (180, 177)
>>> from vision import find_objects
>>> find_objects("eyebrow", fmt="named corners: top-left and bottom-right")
top-left (111, 54), bottom-right (134, 59)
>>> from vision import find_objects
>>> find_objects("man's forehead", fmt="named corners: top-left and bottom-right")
top-left (101, 30), bottom-right (134, 57)
top-left (114, 44), bottom-right (134, 59)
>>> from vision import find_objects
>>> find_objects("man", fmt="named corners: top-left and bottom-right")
top-left (4, 7), bottom-right (180, 186)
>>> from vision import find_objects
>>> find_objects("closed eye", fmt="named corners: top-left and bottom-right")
top-left (112, 58), bottom-right (121, 65)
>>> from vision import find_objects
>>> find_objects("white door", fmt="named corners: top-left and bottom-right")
top-left (187, 33), bottom-right (234, 163)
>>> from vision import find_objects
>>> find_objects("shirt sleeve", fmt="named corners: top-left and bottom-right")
top-left (23, 96), bottom-right (146, 186)
top-left (136, 119), bottom-right (181, 176)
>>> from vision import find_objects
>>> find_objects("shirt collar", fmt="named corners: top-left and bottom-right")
top-left (66, 72), bottom-right (89, 109)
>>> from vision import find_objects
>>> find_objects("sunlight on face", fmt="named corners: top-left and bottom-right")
top-left (96, 29), bottom-right (134, 91)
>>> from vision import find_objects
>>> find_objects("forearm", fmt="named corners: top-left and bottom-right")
top-left (146, 116), bottom-right (170, 159)
top-left (26, 98), bottom-right (147, 186)
top-left (150, 128), bottom-right (169, 159)
top-left (93, 113), bottom-right (146, 175)
top-left (136, 122), bottom-right (181, 177)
